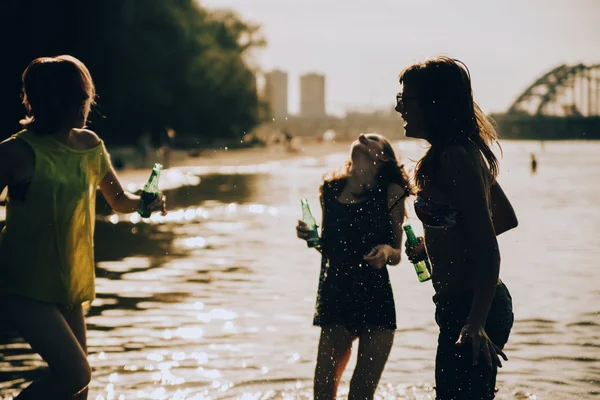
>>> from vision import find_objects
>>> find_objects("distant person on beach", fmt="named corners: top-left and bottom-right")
top-left (296, 133), bottom-right (413, 400)
top-left (530, 153), bottom-right (538, 174)
top-left (397, 57), bottom-right (518, 399)
top-left (0, 55), bottom-right (166, 400)
top-left (137, 131), bottom-right (153, 166)
top-left (158, 127), bottom-right (175, 169)
top-left (282, 127), bottom-right (297, 153)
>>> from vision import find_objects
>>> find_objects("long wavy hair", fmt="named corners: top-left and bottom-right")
top-left (398, 56), bottom-right (500, 190)
top-left (20, 55), bottom-right (96, 135)
top-left (321, 133), bottom-right (414, 199)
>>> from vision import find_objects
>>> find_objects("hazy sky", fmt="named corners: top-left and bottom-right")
top-left (201, 0), bottom-right (600, 116)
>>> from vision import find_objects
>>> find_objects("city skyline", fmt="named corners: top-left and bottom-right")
top-left (263, 69), bottom-right (289, 119)
top-left (300, 72), bottom-right (326, 118)
top-left (201, 0), bottom-right (600, 117)
top-left (263, 69), bottom-right (328, 118)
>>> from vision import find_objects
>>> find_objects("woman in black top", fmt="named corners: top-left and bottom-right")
top-left (296, 133), bottom-right (412, 400)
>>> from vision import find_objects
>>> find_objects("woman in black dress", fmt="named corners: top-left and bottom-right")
top-left (296, 133), bottom-right (412, 400)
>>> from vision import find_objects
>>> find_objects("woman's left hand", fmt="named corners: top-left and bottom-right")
top-left (364, 245), bottom-right (390, 269)
top-left (456, 324), bottom-right (508, 368)
top-left (149, 191), bottom-right (168, 216)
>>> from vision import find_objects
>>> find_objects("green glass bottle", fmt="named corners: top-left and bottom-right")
top-left (137, 163), bottom-right (163, 218)
top-left (300, 198), bottom-right (320, 248)
top-left (403, 224), bottom-right (432, 282)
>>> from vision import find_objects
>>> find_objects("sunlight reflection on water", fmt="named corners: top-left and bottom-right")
top-left (1, 141), bottom-right (599, 400)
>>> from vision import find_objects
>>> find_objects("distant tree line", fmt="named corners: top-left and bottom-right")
top-left (0, 0), bottom-right (267, 146)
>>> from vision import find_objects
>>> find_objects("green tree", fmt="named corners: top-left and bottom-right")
top-left (0, 0), bottom-right (266, 146)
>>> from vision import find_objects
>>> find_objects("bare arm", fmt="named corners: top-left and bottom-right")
top-left (363, 183), bottom-right (406, 268)
top-left (75, 129), bottom-right (142, 214)
top-left (441, 146), bottom-right (500, 327)
top-left (99, 168), bottom-right (142, 214)
top-left (490, 181), bottom-right (518, 235)
top-left (384, 183), bottom-right (406, 265)
top-left (72, 129), bottom-right (164, 215)
top-left (444, 148), bottom-right (508, 367)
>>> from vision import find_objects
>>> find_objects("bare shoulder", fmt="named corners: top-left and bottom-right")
top-left (439, 143), bottom-right (473, 164)
top-left (320, 179), bottom-right (334, 198)
top-left (387, 182), bottom-right (407, 215)
top-left (439, 143), bottom-right (483, 178)
top-left (438, 144), bottom-right (489, 202)
top-left (387, 182), bottom-right (406, 201)
top-left (72, 128), bottom-right (102, 149)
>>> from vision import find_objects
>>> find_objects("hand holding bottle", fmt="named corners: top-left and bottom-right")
top-left (296, 220), bottom-right (310, 240)
top-left (405, 235), bottom-right (427, 263)
top-left (133, 189), bottom-right (167, 216)
top-left (403, 225), bottom-right (432, 282)
top-left (147, 191), bottom-right (167, 216)
top-left (296, 220), bottom-right (322, 252)
top-left (137, 163), bottom-right (168, 217)
top-left (298, 198), bottom-right (320, 248)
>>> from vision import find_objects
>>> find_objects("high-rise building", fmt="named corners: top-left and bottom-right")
top-left (300, 73), bottom-right (326, 118)
top-left (264, 70), bottom-right (288, 119)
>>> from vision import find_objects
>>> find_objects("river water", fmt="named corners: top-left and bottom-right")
top-left (0, 140), bottom-right (598, 399)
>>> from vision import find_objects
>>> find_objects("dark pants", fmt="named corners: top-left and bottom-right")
top-left (433, 283), bottom-right (514, 400)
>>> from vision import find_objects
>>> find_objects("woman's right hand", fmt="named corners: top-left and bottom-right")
top-left (296, 220), bottom-right (309, 241)
top-left (405, 236), bottom-right (427, 263)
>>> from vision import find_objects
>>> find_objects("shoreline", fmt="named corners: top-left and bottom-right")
top-left (0, 140), bottom-right (352, 221)
top-left (167, 139), bottom-right (351, 168)
top-left (0, 135), bottom-right (582, 220)
top-left (114, 139), bottom-right (352, 188)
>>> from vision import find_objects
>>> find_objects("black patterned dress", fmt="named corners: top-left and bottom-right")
top-left (313, 180), bottom-right (397, 332)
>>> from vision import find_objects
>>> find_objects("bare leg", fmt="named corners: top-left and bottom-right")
top-left (2, 294), bottom-right (91, 400)
top-left (348, 329), bottom-right (394, 400)
top-left (314, 326), bottom-right (355, 400)
top-left (59, 304), bottom-right (89, 400)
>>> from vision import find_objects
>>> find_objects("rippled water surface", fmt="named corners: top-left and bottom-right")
top-left (0, 140), bottom-right (599, 399)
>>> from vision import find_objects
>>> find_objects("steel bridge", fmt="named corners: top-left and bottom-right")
top-left (260, 64), bottom-right (600, 141)
top-left (492, 63), bottom-right (600, 139)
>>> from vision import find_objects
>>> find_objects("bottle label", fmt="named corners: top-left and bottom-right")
top-left (414, 261), bottom-right (432, 282)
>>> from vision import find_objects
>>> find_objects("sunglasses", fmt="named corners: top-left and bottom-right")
top-left (395, 93), bottom-right (420, 109)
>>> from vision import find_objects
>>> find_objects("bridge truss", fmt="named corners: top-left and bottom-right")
top-left (507, 64), bottom-right (600, 117)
